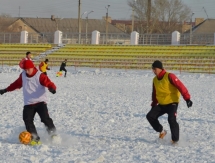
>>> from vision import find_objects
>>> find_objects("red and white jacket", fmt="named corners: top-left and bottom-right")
top-left (6, 67), bottom-right (56, 105)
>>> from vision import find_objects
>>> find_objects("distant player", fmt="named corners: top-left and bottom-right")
top-left (39, 59), bottom-right (50, 75)
top-left (19, 51), bottom-right (32, 69)
top-left (59, 59), bottom-right (67, 77)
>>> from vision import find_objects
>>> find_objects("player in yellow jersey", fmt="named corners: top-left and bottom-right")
top-left (146, 60), bottom-right (193, 144)
top-left (39, 59), bottom-right (50, 75)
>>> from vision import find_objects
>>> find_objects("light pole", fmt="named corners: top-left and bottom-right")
top-left (51, 15), bottom-right (63, 30)
top-left (190, 12), bottom-right (195, 44)
top-left (78, 0), bottom-right (81, 44)
top-left (132, 0), bottom-right (136, 32)
top-left (85, 10), bottom-right (94, 44)
top-left (79, 11), bottom-right (87, 44)
top-left (105, 5), bottom-right (110, 44)
top-left (51, 15), bottom-right (58, 30)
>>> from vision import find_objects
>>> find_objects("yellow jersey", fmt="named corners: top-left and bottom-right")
top-left (153, 72), bottom-right (180, 105)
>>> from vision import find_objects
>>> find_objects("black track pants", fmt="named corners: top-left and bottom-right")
top-left (60, 68), bottom-right (67, 77)
top-left (23, 102), bottom-right (56, 140)
top-left (146, 103), bottom-right (179, 141)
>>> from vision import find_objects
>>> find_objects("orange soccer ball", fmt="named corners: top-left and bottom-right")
top-left (56, 71), bottom-right (63, 77)
top-left (19, 131), bottom-right (32, 144)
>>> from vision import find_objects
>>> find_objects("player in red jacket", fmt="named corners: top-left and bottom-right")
top-left (146, 60), bottom-right (193, 144)
top-left (0, 60), bottom-right (57, 145)
top-left (19, 51), bottom-right (32, 69)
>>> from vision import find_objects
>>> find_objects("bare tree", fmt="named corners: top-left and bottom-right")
top-left (128, 0), bottom-right (191, 34)
top-left (128, 0), bottom-right (146, 33)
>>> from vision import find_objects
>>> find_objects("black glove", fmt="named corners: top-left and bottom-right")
top-left (0, 89), bottom-right (7, 95)
top-left (49, 88), bottom-right (56, 94)
top-left (47, 68), bottom-right (50, 70)
top-left (186, 99), bottom-right (193, 108)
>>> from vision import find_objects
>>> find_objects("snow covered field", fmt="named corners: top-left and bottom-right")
top-left (0, 65), bottom-right (215, 163)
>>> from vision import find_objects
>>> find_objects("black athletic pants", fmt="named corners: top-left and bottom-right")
top-left (146, 103), bottom-right (179, 141)
top-left (60, 68), bottom-right (67, 77)
top-left (23, 102), bottom-right (56, 140)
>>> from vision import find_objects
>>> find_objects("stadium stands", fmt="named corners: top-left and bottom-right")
top-left (46, 44), bottom-right (215, 73)
top-left (0, 44), bottom-right (53, 66)
top-left (0, 44), bottom-right (215, 73)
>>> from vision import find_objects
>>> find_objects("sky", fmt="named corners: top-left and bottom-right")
top-left (0, 63), bottom-right (215, 162)
top-left (182, 0), bottom-right (215, 19)
top-left (0, 0), bottom-right (214, 20)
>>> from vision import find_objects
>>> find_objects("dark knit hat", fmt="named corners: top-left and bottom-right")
top-left (23, 60), bottom-right (34, 69)
top-left (152, 60), bottom-right (163, 69)
top-left (45, 59), bottom-right (49, 62)
top-left (26, 51), bottom-right (31, 56)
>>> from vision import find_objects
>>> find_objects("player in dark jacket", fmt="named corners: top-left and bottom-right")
top-left (59, 59), bottom-right (67, 77)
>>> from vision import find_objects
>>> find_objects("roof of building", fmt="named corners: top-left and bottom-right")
top-left (192, 19), bottom-right (215, 34)
top-left (111, 20), bottom-right (132, 25)
top-left (0, 17), bottom-right (17, 31)
top-left (9, 17), bottom-right (125, 34)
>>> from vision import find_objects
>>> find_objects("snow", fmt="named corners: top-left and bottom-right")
top-left (0, 65), bottom-right (215, 162)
